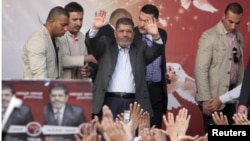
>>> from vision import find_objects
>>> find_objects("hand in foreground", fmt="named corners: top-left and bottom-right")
top-left (211, 111), bottom-right (229, 125)
top-left (178, 133), bottom-right (208, 141)
top-left (233, 113), bottom-right (250, 125)
top-left (159, 112), bottom-right (178, 141)
top-left (237, 105), bottom-right (248, 118)
top-left (175, 107), bottom-right (191, 136)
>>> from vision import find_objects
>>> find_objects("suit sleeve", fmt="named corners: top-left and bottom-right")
top-left (194, 32), bottom-right (214, 102)
top-left (238, 58), bottom-right (250, 106)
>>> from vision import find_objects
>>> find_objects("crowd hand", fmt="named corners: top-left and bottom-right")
top-left (81, 64), bottom-right (91, 78)
top-left (92, 10), bottom-right (107, 30)
top-left (237, 105), bottom-right (248, 117)
top-left (138, 111), bottom-right (150, 136)
top-left (116, 102), bottom-right (143, 139)
top-left (93, 115), bottom-right (104, 133)
top-left (85, 54), bottom-right (98, 64)
top-left (207, 97), bottom-right (222, 112)
top-left (232, 113), bottom-right (250, 125)
top-left (152, 128), bottom-right (167, 141)
top-left (139, 128), bottom-right (155, 141)
top-left (211, 111), bottom-right (229, 125)
top-left (95, 105), bottom-right (114, 134)
top-left (176, 107), bottom-right (191, 136)
top-left (102, 117), bottom-right (128, 141)
top-left (102, 105), bottom-right (114, 120)
top-left (129, 102), bottom-right (143, 132)
top-left (159, 112), bottom-right (178, 141)
top-left (75, 121), bottom-right (102, 141)
top-left (177, 133), bottom-right (208, 141)
top-left (144, 17), bottom-right (160, 40)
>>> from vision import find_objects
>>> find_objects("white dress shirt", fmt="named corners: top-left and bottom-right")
top-left (107, 45), bottom-right (135, 93)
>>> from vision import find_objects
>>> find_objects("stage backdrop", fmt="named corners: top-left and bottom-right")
top-left (2, 0), bottom-right (250, 136)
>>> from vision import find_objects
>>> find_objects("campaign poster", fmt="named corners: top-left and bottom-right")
top-left (2, 79), bottom-right (93, 141)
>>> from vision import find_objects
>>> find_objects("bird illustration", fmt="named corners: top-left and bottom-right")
top-left (166, 62), bottom-right (197, 110)
top-left (180, 0), bottom-right (218, 13)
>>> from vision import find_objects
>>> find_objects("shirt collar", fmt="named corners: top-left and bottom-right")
top-left (67, 31), bottom-right (79, 41)
top-left (53, 104), bottom-right (66, 114)
top-left (118, 45), bottom-right (130, 51)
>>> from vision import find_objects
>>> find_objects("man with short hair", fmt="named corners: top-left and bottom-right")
top-left (194, 2), bottom-right (245, 132)
top-left (134, 4), bottom-right (168, 128)
top-left (43, 83), bottom-right (86, 126)
top-left (22, 6), bottom-right (69, 79)
top-left (58, 2), bottom-right (97, 79)
top-left (90, 17), bottom-right (164, 119)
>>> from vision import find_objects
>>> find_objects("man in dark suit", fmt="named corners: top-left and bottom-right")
top-left (133, 4), bottom-right (168, 128)
top-left (237, 16), bottom-right (250, 119)
top-left (43, 83), bottom-right (86, 126)
top-left (43, 83), bottom-right (86, 141)
top-left (2, 83), bottom-right (34, 141)
top-left (85, 9), bottom-right (132, 83)
top-left (237, 57), bottom-right (250, 119)
top-left (91, 17), bottom-right (164, 119)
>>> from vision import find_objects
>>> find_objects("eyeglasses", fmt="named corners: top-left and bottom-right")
top-left (232, 47), bottom-right (239, 63)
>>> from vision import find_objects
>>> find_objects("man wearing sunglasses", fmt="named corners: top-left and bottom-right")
top-left (194, 2), bottom-right (245, 132)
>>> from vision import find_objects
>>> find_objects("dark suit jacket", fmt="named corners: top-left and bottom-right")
top-left (238, 57), bottom-right (250, 106)
top-left (43, 103), bottom-right (86, 126)
top-left (85, 24), bottom-right (115, 82)
top-left (91, 35), bottom-right (164, 116)
top-left (85, 24), bottom-right (115, 54)
top-left (3, 105), bottom-right (34, 132)
top-left (2, 105), bottom-right (34, 141)
top-left (133, 27), bottom-right (168, 112)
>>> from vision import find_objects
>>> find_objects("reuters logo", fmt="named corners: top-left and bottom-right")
top-left (26, 121), bottom-right (42, 137)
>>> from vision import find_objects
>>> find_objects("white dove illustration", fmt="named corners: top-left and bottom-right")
top-left (181, 0), bottom-right (218, 13)
top-left (166, 62), bottom-right (197, 110)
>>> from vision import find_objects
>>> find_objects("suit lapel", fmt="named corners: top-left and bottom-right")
top-left (129, 43), bottom-right (137, 76)
top-left (48, 104), bottom-right (58, 125)
top-left (110, 43), bottom-right (119, 71)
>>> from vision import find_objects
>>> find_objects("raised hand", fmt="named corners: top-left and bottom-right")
top-left (159, 112), bottom-right (178, 141)
top-left (211, 111), bottom-right (229, 125)
top-left (138, 111), bottom-right (151, 136)
top-left (92, 10), bottom-right (107, 30)
top-left (176, 107), bottom-right (191, 136)
top-left (232, 113), bottom-right (250, 125)
top-left (144, 17), bottom-right (160, 40)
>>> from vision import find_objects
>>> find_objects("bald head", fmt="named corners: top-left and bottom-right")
top-left (109, 8), bottom-right (132, 27)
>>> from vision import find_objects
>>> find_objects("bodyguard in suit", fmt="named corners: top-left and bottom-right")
top-left (43, 83), bottom-right (86, 126)
top-left (237, 16), bottom-right (250, 119)
top-left (91, 17), bottom-right (164, 119)
top-left (195, 2), bottom-right (245, 132)
top-left (237, 57), bottom-right (250, 119)
top-left (22, 6), bottom-right (69, 79)
top-left (133, 4), bottom-right (168, 129)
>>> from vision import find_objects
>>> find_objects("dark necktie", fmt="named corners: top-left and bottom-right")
top-left (55, 111), bottom-right (61, 125)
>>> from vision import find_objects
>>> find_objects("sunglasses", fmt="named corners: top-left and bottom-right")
top-left (232, 47), bottom-right (239, 63)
